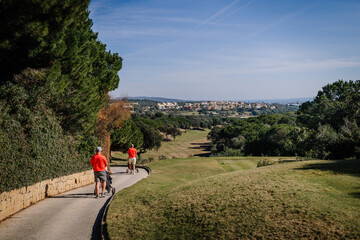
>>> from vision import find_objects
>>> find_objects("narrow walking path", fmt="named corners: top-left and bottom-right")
top-left (0, 166), bottom-right (148, 240)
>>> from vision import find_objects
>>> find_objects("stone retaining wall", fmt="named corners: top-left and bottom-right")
top-left (0, 170), bottom-right (94, 221)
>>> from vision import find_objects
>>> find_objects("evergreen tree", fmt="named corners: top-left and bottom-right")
top-left (0, 0), bottom-right (123, 136)
top-left (0, 0), bottom-right (88, 82)
top-left (0, 0), bottom-right (123, 192)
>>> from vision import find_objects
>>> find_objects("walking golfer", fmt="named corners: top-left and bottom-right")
top-left (90, 147), bottom-right (108, 198)
top-left (128, 144), bottom-right (137, 174)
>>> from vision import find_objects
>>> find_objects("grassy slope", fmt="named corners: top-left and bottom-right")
top-left (107, 158), bottom-right (360, 239)
top-left (112, 129), bottom-right (211, 160)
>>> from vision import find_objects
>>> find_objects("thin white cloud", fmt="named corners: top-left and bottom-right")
top-left (196, 0), bottom-right (242, 28)
top-left (222, 0), bottom-right (256, 19)
top-left (124, 54), bottom-right (360, 77)
top-left (88, 0), bottom-right (110, 16)
top-left (99, 26), bottom-right (191, 38)
top-left (249, 3), bottom-right (318, 37)
top-left (260, 58), bottom-right (360, 73)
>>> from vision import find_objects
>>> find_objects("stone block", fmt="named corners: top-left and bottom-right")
top-left (14, 202), bottom-right (24, 213)
top-left (26, 185), bottom-right (33, 194)
top-left (23, 198), bottom-right (30, 208)
top-left (59, 182), bottom-right (65, 191)
top-left (0, 192), bottom-right (8, 202)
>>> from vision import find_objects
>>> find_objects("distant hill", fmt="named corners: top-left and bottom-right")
top-left (241, 98), bottom-right (314, 104)
top-left (126, 96), bottom-right (188, 102)
top-left (116, 96), bottom-right (314, 104)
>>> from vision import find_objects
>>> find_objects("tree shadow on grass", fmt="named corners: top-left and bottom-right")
top-left (190, 142), bottom-right (211, 157)
top-left (349, 189), bottom-right (360, 199)
top-left (296, 159), bottom-right (360, 176)
top-left (296, 159), bottom-right (360, 199)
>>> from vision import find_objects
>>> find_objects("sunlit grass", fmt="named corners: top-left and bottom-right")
top-left (107, 158), bottom-right (360, 239)
top-left (112, 129), bottom-right (211, 161)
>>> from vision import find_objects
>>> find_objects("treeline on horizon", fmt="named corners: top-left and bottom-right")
top-left (209, 80), bottom-right (360, 160)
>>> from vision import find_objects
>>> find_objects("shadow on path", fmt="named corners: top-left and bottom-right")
top-left (91, 197), bottom-right (112, 240)
top-left (48, 193), bottom-right (95, 199)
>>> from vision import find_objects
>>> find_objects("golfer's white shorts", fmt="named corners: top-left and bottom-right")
top-left (128, 157), bottom-right (136, 164)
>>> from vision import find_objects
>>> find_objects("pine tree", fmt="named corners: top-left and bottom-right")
top-left (0, 0), bottom-right (88, 82)
top-left (0, 0), bottom-right (123, 138)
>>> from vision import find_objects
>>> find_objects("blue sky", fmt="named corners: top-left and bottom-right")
top-left (89, 0), bottom-right (360, 100)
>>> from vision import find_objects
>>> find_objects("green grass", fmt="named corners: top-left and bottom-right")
top-left (112, 129), bottom-right (211, 161)
top-left (214, 156), bottom-right (297, 171)
top-left (106, 158), bottom-right (360, 239)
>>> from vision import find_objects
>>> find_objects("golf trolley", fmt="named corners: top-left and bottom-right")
top-left (94, 171), bottom-right (116, 196)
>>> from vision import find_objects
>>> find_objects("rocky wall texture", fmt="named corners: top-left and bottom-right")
top-left (0, 170), bottom-right (94, 221)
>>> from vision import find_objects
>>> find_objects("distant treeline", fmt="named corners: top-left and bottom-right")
top-left (209, 80), bottom-right (360, 160)
top-left (111, 112), bottom-right (228, 157)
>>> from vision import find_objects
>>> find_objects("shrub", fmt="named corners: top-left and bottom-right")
top-left (137, 156), bottom-right (155, 164)
top-left (159, 155), bottom-right (167, 160)
top-left (257, 159), bottom-right (276, 167)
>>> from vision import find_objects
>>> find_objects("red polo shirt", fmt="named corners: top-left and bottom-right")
top-left (90, 153), bottom-right (107, 172)
top-left (128, 147), bottom-right (137, 158)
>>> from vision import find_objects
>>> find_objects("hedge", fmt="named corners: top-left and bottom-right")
top-left (0, 84), bottom-right (93, 193)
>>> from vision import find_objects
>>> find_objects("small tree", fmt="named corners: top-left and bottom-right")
top-left (96, 98), bottom-right (130, 171)
top-left (136, 121), bottom-right (162, 159)
top-left (111, 119), bottom-right (143, 154)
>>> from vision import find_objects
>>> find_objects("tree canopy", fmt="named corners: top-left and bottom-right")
top-left (209, 80), bottom-right (360, 160)
top-left (0, 0), bottom-right (123, 192)
top-left (0, 0), bottom-right (122, 136)
top-left (296, 80), bottom-right (360, 159)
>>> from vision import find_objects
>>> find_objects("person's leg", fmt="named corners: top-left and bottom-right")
top-left (101, 181), bottom-right (106, 194)
top-left (133, 158), bottom-right (136, 173)
top-left (98, 171), bottom-right (107, 197)
top-left (95, 181), bottom-right (100, 196)
top-left (129, 159), bottom-right (134, 174)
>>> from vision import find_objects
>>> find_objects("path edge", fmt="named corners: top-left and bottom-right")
top-left (101, 166), bottom-right (152, 240)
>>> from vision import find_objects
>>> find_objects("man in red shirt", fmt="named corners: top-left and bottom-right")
top-left (127, 144), bottom-right (137, 174)
top-left (90, 147), bottom-right (108, 198)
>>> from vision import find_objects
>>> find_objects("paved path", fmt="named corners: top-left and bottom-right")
top-left (0, 166), bottom-right (148, 240)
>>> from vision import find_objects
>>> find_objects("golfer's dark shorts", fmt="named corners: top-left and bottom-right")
top-left (94, 170), bottom-right (107, 182)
